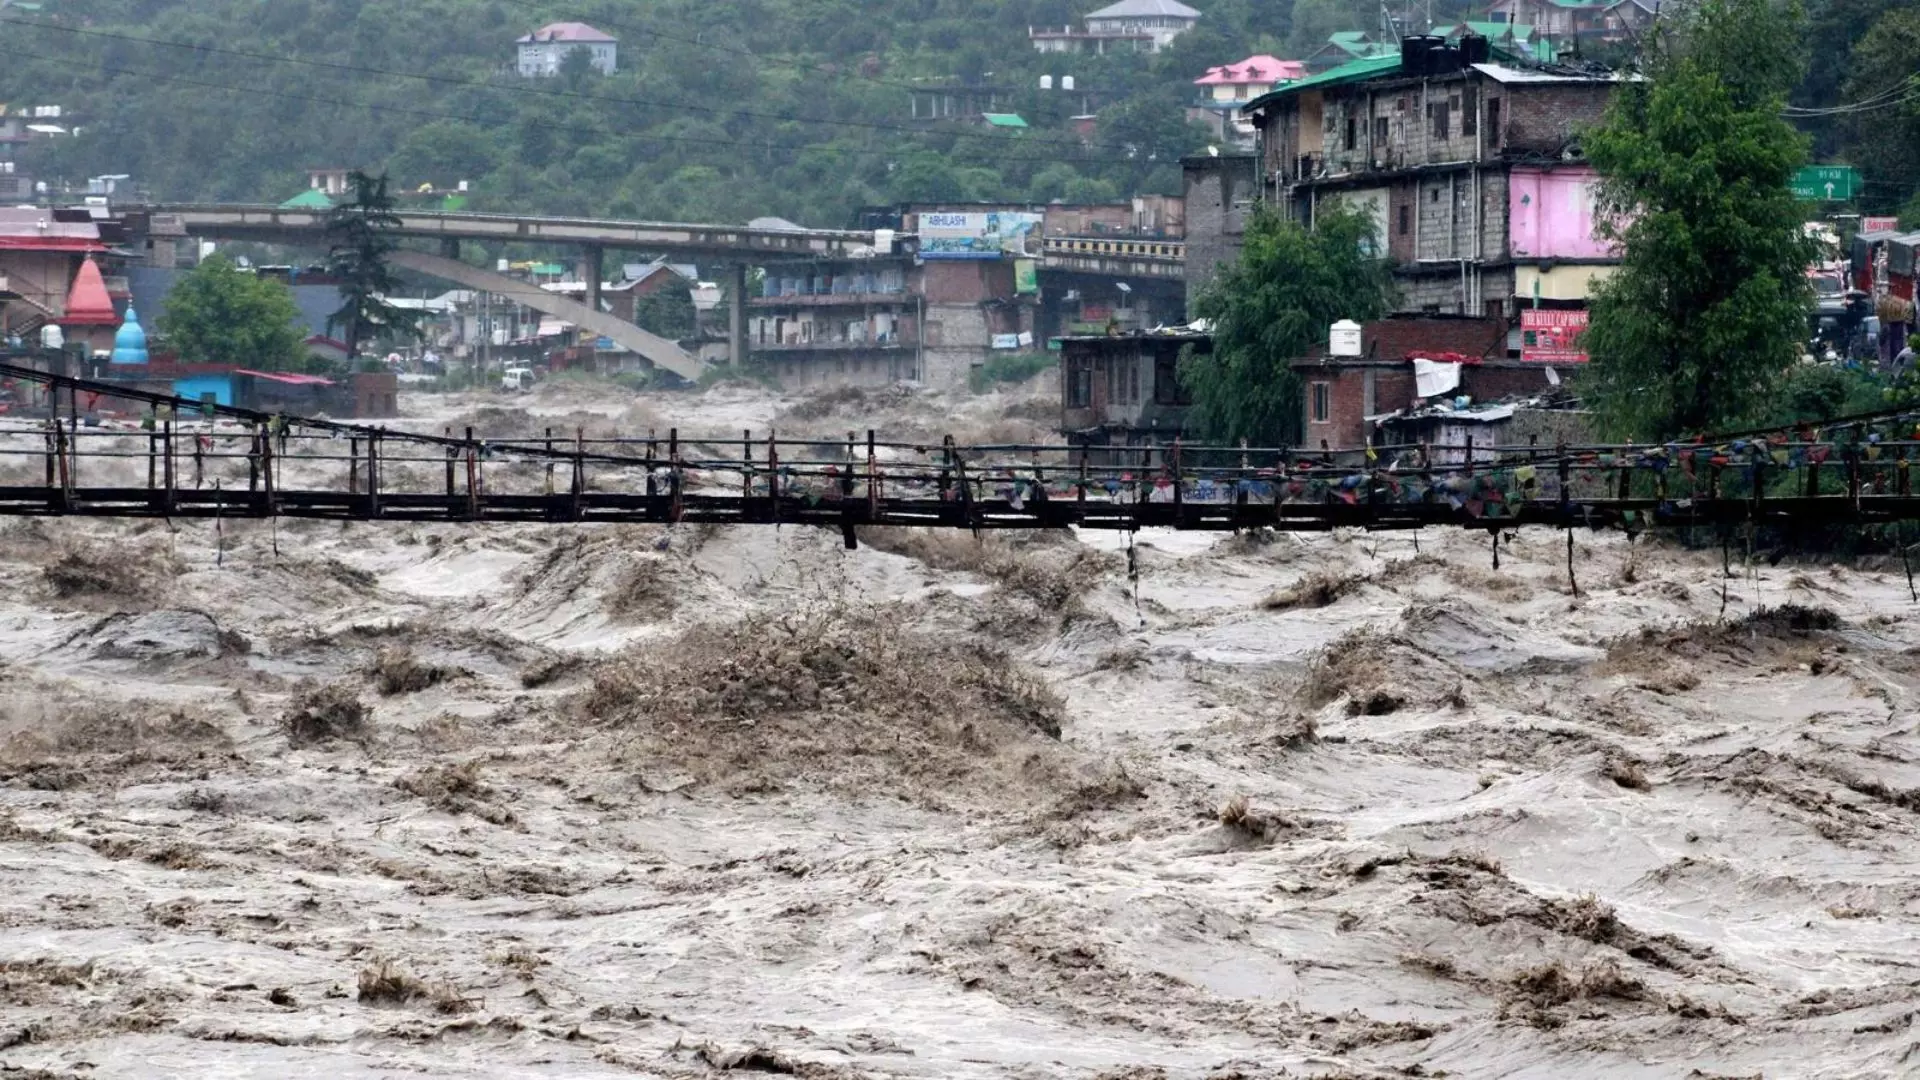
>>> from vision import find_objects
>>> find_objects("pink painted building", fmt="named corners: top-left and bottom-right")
top-left (1508, 165), bottom-right (1619, 305)
top-left (1508, 165), bottom-right (1612, 260)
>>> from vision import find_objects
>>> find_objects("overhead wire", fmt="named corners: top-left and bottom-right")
top-left (1783, 75), bottom-right (1920, 116)
top-left (0, 14), bottom-right (1183, 160)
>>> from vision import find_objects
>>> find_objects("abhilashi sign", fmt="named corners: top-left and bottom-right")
top-left (1520, 309), bottom-right (1590, 363)
top-left (918, 211), bottom-right (1041, 260)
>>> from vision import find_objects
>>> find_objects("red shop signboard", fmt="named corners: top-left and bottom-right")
top-left (1520, 308), bottom-right (1589, 363)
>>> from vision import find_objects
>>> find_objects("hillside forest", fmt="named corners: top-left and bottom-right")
top-left (1, 0), bottom-right (1918, 227)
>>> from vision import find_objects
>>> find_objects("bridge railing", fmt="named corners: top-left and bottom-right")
top-left (1041, 236), bottom-right (1186, 263)
top-left (6, 362), bottom-right (1920, 533)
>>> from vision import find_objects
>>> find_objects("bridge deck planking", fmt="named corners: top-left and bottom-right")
top-left (8, 486), bottom-right (1920, 535)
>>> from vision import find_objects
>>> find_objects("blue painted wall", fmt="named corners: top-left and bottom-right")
top-left (173, 374), bottom-right (237, 408)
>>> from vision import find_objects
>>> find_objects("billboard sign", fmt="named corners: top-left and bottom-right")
top-left (1014, 258), bottom-right (1039, 294)
top-left (1864, 216), bottom-right (1901, 234)
top-left (919, 211), bottom-right (1042, 260)
top-left (1520, 308), bottom-right (1589, 363)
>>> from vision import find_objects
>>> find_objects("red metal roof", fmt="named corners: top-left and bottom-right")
top-left (0, 208), bottom-right (107, 253)
top-left (0, 237), bottom-right (110, 252)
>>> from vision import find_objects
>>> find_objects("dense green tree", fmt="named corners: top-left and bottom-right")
top-left (325, 170), bottom-right (420, 359)
top-left (1182, 204), bottom-right (1393, 447)
top-left (1837, 8), bottom-right (1920, 216)
top-left (632, 284), bottom-right (697, 340)
top-left (1581, 0), bottom-right (1816, 441)
top-left (3, 0), bottom-right (1324, 226)
top-left (155, 254), bottom-right (305, 370)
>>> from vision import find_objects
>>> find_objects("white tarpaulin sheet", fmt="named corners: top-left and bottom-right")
top-left (1413, 358), bottom-right (1463, 398)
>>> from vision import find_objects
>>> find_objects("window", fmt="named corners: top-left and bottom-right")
top-left (1431, 102), bottom-right (1450, 139)
top-left (1485, 299), bottom-right (1504, 319)
top-left (1310, 382), bottom-right (1331, 425)
top-left (1462, 84), bottom-right (1478, 137)
top-left (1487, 98), bottom-right (1501, 144)
top-left (1373, 116), bottom-right (1388, 149)
top-left (1344, 115), bottom-right (1357, 151)
top-left (1068, 356), bottom-right (1093, 407)
top-left (1431, 187), bottom-right (1440, 203)
top-left (1398, 204), bottom-right (1410, 235)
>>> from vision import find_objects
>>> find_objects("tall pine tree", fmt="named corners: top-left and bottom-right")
top-left (325, 171), bottom-right (420, 361)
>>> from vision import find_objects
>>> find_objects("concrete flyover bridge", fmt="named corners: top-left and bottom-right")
top-left (125, 204), bottom-right (881, 259)
top-left (121, 203), bottom-right (889, 377)
top-left (386, 250), bottom-right (706, 382)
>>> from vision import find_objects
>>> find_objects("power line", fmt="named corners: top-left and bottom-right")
top-left (0, 44), bottom-right (1157, 169)
top-left (1784, 77), bottom-right (1920, 117)
top-left (0, 15), bottom-right (1173, 159)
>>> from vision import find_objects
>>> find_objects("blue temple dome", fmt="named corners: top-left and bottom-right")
top-left (111, 304), bottom-right (148, 365)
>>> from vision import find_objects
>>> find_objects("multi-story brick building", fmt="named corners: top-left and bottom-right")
top-left (1181, 153), bottom-right (1258, 299)
top-left (1289, 314), bottom-right (1567, 453)
top-left (1243, 36), bottom-right (1624, 319)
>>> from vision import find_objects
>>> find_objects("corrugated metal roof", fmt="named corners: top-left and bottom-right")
top-left (1471, 62), bottom-right (1624, 84)
top-left (1195, 55), bottom-right (1307, 86)
top-left (1085, 0), bottom-right (1200, 18)
top-left (517, 21), bottom-right (616, 42)
top-left (1245, 54), bottom-right (1402, 111)
top-left (237, 369), bottom-right (335, 386)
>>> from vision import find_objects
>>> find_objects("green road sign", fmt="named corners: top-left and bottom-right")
top-left (1791, 165), bottom-right (1859, 201)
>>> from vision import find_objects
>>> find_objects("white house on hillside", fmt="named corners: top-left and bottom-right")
top-left (516, 22), bottom-right (618, 76)
top-left (1031, 0), bottom-right (1201, 54)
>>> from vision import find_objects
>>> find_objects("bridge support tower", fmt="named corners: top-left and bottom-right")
top-left (730, 263), bottom-right (749, 369)
top-left (580, 245), bottom-right (604, 313)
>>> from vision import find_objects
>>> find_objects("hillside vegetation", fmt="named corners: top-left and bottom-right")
top-left (1, 0), bottom-right (1304, 224)
top-left (3, 1), bottom-right (1907, 225)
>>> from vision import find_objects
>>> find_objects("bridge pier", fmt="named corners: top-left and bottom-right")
top-left (729, 263), bottom-right (749, 369)
top-left (440, 237), bottom-right (461, 260)
top-left (580, 245), bottom-right (604, 314)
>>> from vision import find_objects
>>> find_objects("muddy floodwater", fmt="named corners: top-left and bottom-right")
top-left (2, 378), bottom-right (1917, 1079)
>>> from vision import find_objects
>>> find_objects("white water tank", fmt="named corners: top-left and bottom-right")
top-left (1329, 319), bottom-right (1363, 357)
top-left (1062, 75), bottom-right (1076, 90)
top-left (873, 228), bottom-right (895, 253)
top-left (1040, 75), bottom-right (1054, 90)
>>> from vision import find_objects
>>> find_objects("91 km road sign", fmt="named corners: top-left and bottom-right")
top-left (1791, 165), bottom-right (1859, 201)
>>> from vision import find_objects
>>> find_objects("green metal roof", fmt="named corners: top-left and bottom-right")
top-left (1245, 53), bottom-right (1401, 110)
top-left (982, 112), bottom-right (1029, 128)
top-left (1245, 37), bottom-right (1553, 114)
top-left (1434, 20), bottom-right (1533, 41)
top-left (279, 189), bottom-right (334, 210)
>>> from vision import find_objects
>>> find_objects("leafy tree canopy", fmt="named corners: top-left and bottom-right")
top-left (155, 254), bottom-right (305, 370)
top-left (1182, 203), bottom-right (1393, 447)
top-left (0, 0), bottom-right (1289, 226)
top-left (1581, 0), bottom-right (1816, 441)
